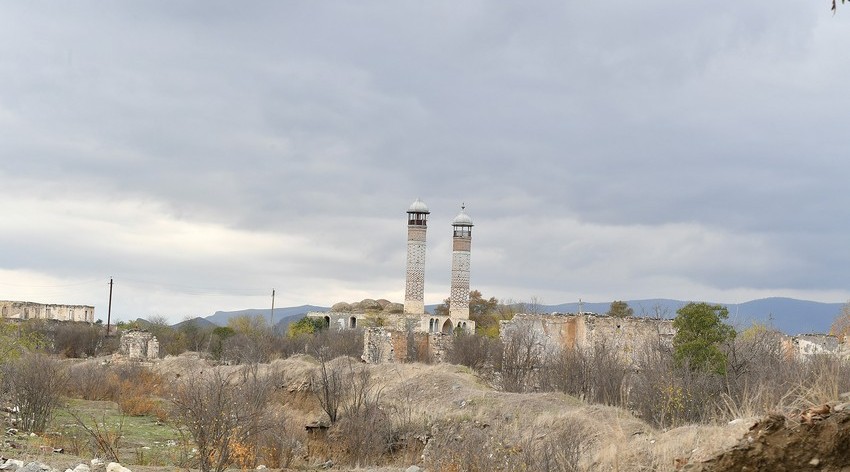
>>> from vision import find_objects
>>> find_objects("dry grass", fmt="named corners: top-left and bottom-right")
top-left (61, 351), bottom-right (836, 472)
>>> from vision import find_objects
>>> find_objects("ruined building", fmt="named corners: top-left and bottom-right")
top-left (500, 313), bottom-right (676, 365)
top-left (310, 199), bottom-right (475, 362)
top-left (117, 330), bottom-right (161, 361)
top-left (0, 300), bottom-right (94, 323)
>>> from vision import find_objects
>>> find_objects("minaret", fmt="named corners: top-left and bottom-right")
top-left (449, 204), bottom-right (473, 318)
top-left (404, 198), bottom-right (429, 314)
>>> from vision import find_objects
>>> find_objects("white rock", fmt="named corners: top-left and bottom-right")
top-left (73, 464), bottom-right (91, 472)
top-left (105, 463), bottom-right (130, 472)
top-left (406, 466), bottom-right (422, 472)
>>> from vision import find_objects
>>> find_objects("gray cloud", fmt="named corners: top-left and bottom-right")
top-left (0, 1), bottom-right (847, 323)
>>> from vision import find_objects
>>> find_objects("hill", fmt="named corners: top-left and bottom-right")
top-left (204, 304), bottom-right (328, 330)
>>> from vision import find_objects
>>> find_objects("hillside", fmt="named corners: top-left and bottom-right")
top-left (204, 304), bottom-right (328, 329)
top-left (149, 354), bottom-right (757, 471)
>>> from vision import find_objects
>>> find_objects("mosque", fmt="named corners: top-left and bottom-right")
top-left (308, 199), bottom-right (476, 359)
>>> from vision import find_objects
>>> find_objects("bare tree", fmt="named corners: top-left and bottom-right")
top-left (448, 331), bottom-right (502, 372)
top-left (501, 328), bottom-right (546, 392)
top-left (3, 352), bottom-right (67, 432)
top-left (310, 347), bottom-right (345, 424)
top-left (171, 365), bottom-right (274, 472)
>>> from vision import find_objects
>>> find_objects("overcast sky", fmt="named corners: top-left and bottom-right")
top-left (1, 2), bottom-right (848, 323)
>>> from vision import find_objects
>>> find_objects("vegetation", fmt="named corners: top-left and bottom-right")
top-left (607, 300), bottom-right (634, 318)
top-left (288, 316), bottom-right (325, 337)
top-left (672, 302), bottom-right (736, 374)
top-left (830, 300), bottom-right (850, 342)
top-left (1, 301), bottom-right (848, 471)
top-left (435, 290), bottom-right (523, 337)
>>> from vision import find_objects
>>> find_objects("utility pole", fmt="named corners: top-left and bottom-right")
top-left (270, 289), bottom-right (275, 327)
top-left (107, 277), bottom-right (114, 336)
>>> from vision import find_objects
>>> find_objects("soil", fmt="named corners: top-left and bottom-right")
top-left (685, 408), bottom-right (850, 472)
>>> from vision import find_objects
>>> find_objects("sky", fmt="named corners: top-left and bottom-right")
top-left (1, 2), bottom-right (849, 324)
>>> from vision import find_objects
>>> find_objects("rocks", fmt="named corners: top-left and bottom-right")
top-left (105, 463), bottom-right (130, 472)
top-left (0, 460), bottom-right (131, 472)
top-left (406, 466), bottom-right (422, 472)
top-left (19, 463), bottom-right (53, 472)
top-left (0, 459), bottom-right (24, 471)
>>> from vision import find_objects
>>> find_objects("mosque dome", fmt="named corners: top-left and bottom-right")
top-left (452, 206), bottom-right (473, 226)
top-left (407, 198), bottom-right (430, 214)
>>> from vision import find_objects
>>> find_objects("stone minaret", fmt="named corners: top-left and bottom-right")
top-left (449, 205), bottom-right (473, 318)
top-left (404, 198), bottom-right (430, 314)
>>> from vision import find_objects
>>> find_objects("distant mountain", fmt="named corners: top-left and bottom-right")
top-left (724, 298), bottom-right (844, 335)
top-left (189, 298), bottom-right (841, 337)
top-left (172, 316), bottom-right (218, 330)
top-left (204, 304), bottom-right (328, 330)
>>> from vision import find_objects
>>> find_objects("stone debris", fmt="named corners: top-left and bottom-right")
top-left (0, 459), bottom-right (134, 472)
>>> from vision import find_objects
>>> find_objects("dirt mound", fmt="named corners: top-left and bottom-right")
top-left (686, 408), bottom-right (850, 472)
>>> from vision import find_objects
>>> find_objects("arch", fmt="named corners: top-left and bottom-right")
top-left (349, 316), bottom-right (357, 329)
top-left (429, 318), bottom-right (434, 332)
top-left (462, 322), bottom-right (467, 329)
top-left (441, 319), bottom-right (453, 335)
top-left (324, 316), bottom-right (331, 328)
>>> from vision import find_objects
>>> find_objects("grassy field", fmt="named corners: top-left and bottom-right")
top-left (6, 398), bottom-right (186, 467)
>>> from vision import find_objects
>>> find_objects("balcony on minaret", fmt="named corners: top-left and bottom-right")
top-left (407, 197), bottom-right (430, 226)
top-left (408, 212), bottom-right (428, 226)
top-left (451, 206), bottom-right (473, 238)
top-left (453, 225), bottom-right (471, 238)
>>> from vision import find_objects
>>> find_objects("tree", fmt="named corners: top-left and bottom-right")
top-left (607, 300), bottom-right (634, 318)
top-left (287, 316), bottom-right (325, 337)
top-left (3, 353), bottom-right (67, 432)
top-left (672, 302), bottom-right (736, 375)
top-left (830, 301), bottom-right (850, 342)
top-left (171, 366), bottom-right (274, 472)
top-left (0, 321), bottom-right (42, 361)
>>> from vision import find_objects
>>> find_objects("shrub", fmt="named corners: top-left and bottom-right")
top-left (55, 323), bottom-right (105, 358)
top-left (448, 332), bottom-right (502, 371)
top-left (3, 353), bottom-right (67, 432)
top-left (170, 365), bottom-right (275, 472)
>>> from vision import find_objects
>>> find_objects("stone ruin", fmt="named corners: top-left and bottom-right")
top-left (500, 312), bottom-right (676, 366)
top-left (500, 312), bottom-right (850, 364)
top-left (362, 327), bottom-right (453, 364)
top-left (117, 330), bottom-right (160, 361)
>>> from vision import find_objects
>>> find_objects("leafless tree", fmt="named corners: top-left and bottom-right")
top-left (3, 352), bottom-right (67, 432)
top-left (501, 328), bottom-right (546, 392)
top-left (170, 365), bottom-right (274, 472)
top-left (448, 331), bottom-right (502, 371)
top-left (310, 347), bottom-right (345, 424)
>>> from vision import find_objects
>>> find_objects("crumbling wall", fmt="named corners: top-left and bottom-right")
top-left (0, 300), bottom-right (95, 322)
top-left (118, 330), bottom-right (160, 360)
top-left (500, 313), bottom-right (674, 364)
top-left (362, 328), bottom-right (453, 364)
top-left (363, 328), bottom-right (402, 363)
top-left (782, 333), bottom-right (849, 359)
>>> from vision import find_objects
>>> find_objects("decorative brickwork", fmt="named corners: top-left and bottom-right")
top-left (449, 251), bottom-right (471, 318)
top-left (404, 225), bottom-right (427, 314)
